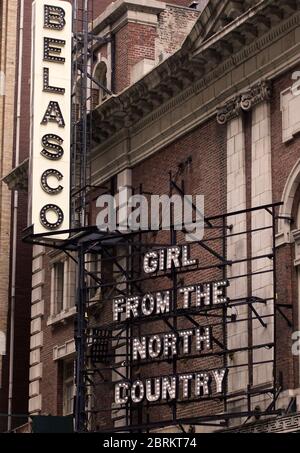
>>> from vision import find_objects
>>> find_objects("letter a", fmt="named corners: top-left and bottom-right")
top-left (41, 101), bottom-right (65, 127)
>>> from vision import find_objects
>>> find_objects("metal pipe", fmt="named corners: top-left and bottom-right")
top-left (7, 0), bottom-right (24, 432)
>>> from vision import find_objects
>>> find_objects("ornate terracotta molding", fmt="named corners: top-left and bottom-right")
top-left (217, 80), bottom-right (272, 124)
top-left (216, 96), bottom-right (242, 125)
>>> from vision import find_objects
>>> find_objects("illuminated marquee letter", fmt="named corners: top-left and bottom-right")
top-left (44, 5), bottom-right (66, 30)
top-left (41, 101), bottom-right (65, 127)
top-left (148, 335), bottom-right (162, 359)
top-left (44, 37), bottom-right (66, 63)
top-left (196, 283), bottom-right (211, 306)
top-left (212, 369), bottom-right (227, 393)
top-left (156, 291), bottom-right (170, 314)
top-left (163, 333), bottom-right (177, 357)
top-left (41, 169), bottom-right (63, 195)
top-left (41, 134), bottom-right (64, 160)
top-left (179, 286), bottom-right (195, 309)
top-left (115, 382), bottom-right (129, 405)
top-left (43, 68), bottom-right (65, 94)
top-left (182, 245), bottom-right (197, 267)
top-left (166, 246), bottom-right (180, 269)
top-left (179, 330), bottom-right (193, 354)
top-left (179, 374), bottom-right (193, 399)
top-left (131, 380), bottom-right (145, 404)
top-left (213, 281), bottom-right (228, 305)
top-left (113, 298), bottom-right (124, 322)
top-left (40, 204), bottom-right (64, 230)
top-left (196, 327), bottom-right (212, 351)
top-left (146, 378), bottom-right (161, 402)
top-left (126, 296), bottom-right (139, 319)
top-left (132, 337), bottom-right (147, 361)
top-left (161, 376), bottom-right (176, 401)
top-left (143, 251), bottom-right (158, 274)
top-left (141, 293), bottom-right (155, 316)
top-left (195, 373), bottom-right (210, 397)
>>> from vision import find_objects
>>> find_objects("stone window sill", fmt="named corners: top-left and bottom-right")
top-left (47, 306), bottom-right (77, 326)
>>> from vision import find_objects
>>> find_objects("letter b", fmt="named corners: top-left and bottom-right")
top-left (44, 5), bottom-right (66, 30)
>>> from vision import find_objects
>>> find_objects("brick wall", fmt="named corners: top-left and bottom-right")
top-left (112, 4), bottom-right (199, 92)
top-left (156, 6), bottom-right (199, 61)
top-left (114, 23), bottom-right (157, 92)
top-left (0, 0), bottom-right (35, 431)
top-left (93, 0), bottom-right (115, 17)
top-left (38, 252), bottom-right (75, 416)
top-left (129, 116), bottom-right (227, 425)
top-left (87, 68), bottom-right (300, 428)
top-left (26, 0), bottom-right (300, 432)
top-left (271, 67), bottom-right (300, 391)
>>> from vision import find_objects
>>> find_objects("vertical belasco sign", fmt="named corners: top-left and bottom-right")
top-left (30, 0), bottom-right (71, 239)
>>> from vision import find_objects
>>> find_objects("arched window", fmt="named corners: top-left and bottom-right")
top-left (92, 61), bottom-right (108, 108)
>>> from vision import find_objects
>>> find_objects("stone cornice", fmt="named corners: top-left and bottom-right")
top-left (92, 51), bottom-right (300, 185)
top-left (92, 0), bottom-right (300, 144)
top-left (92, 0), bottom-right (166, 35)
top-left (2, 158), bottom-right (29, 191)
top-left (217, 80), bottom-right (272, 124)
top-left (7, 1), bottom-right (300, 189)
top-left (91, 4), bottom-right (300, 180)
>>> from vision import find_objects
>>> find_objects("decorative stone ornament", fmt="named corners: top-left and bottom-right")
top-left (240, 81), bottom-right (272, 111)
top-left (217, 80), bottom-right (272, 124)
top-left (216, 96), bottom-right (242, 125)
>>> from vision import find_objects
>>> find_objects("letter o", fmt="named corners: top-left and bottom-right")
top-left (40, 204), bottom-right (64, 230)
top-left (131, 380), bottom-right (145, 404)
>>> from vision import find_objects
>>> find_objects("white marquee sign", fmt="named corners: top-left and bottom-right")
top-left (30, 0), bottom-right (72, 238)
top-left (113, 245), bottom-right (229, 405)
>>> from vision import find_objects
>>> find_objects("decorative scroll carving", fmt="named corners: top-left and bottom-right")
top-left (240, 80), bottom-right (271, 111)
top-left (217, 80), bottom-right (272, 124)
top-left (216, 96), bottom-right (241, 125)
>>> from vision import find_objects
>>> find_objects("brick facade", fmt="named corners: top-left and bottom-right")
top-left (3, 0), bottom-right (300, 434)
top-left (114, 23), bottom-right (157, 92)
top-left (93, 2), bottom-right (199, 93)
top-left (84, 0), bottom-right (300, 431)
top-left (0, 0), bottom-right (32, 432)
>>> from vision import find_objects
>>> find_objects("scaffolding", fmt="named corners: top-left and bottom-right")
top-left (71, 0), bottom-right (111, 431)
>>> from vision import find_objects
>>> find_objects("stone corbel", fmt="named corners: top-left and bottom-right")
top-left (240, 80), bottom-right (271, 111)
top-left (216, 96), bottom-right (241, 125)
top-left (217, 80), bottom-right (272, 124)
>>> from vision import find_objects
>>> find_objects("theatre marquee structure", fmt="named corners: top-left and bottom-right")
top-left (5, 0), bottom-right (300, 433)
